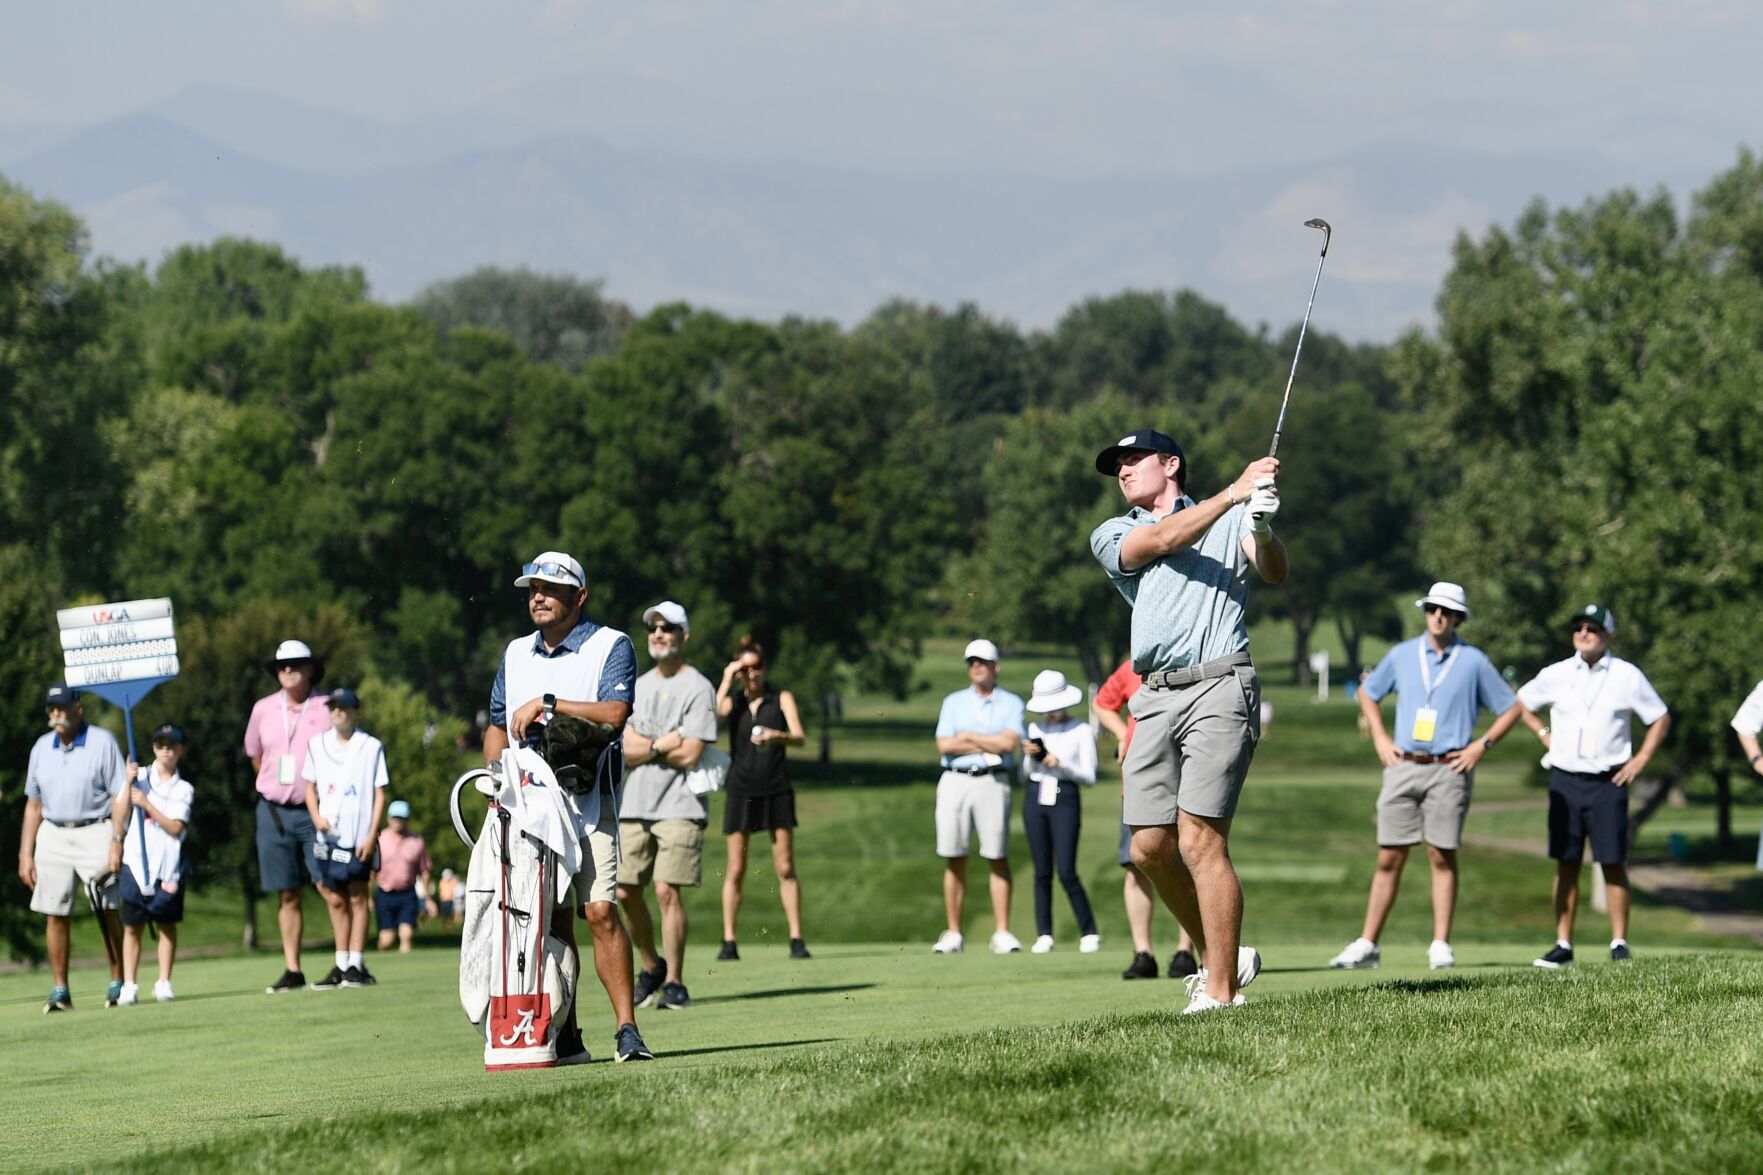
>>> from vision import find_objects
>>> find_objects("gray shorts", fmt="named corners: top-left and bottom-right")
top-left (256, 798), bottom-right (320, 893)
top-left (1376, 761), bottom-right (1474, 849)
top-left (1123, 662), bottom-right (1260, 824)
top-left (936, 771), bottom-right (1012, 859)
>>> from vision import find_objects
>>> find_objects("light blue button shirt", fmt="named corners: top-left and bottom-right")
top-left (26, 724), bottom-right (126, 824)
top-left (1364, 635), bottom-right (1516, 753)
top-left (936, 687), bottom-right (1026, 772)
top-left (1090, 497), bottom-right (1253, 672)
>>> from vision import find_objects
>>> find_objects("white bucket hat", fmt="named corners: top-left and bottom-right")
top-left (1026, 669), bottom-right (1083, 714)
top-left (1415, 581), bottom-right (1471, 618)
top-left (643, 600), bottom-right (690, 633)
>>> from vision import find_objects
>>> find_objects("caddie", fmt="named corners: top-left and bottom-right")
top-left (483, 550), bottom-right (654, 1064)
top-left (18, 684), bottom-right (130, 1012)
top-left (1509, 604), bottom-right (1670, 968)
top-left (1329, 582), bottom-right (1519, 972)
top-left (1089, 429), bottom-right (1285, 1014)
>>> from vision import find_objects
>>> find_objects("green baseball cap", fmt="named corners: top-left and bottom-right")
top-left (1572, 604), bottom-right (1615, 634)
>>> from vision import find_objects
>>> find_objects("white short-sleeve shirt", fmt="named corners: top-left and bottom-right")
top-left (1516, 653), bottom-right (1668, 773)
top-left (1731, 681), bottom-right (1763, 738)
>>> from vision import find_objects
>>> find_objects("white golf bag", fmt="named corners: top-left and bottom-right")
top-left (452, 748), bottom-right (581, 1071)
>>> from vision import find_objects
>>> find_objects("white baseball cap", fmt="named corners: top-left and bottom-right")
top-left (1026, 669), bottom-right (1083, 714)
top-left (514, 550), bottom-right (585, 589)
top-left (963, 638), bottom-right (1000, 663)
top-left (643, 600), bottom-right (689, 633)
top-left (1415, 581), bottom-right (1471, 618)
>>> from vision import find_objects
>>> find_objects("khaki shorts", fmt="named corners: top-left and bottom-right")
top-left (31, 821), bottom-right (117, 917)
top-left (1123, 663), bottom-right (1260, 824)
top-left (568, 803), bottom-right (622, 907)
top-left (1376, 761), bottom-right (1474, 849)
top-left (936, 771), bottom-right (1012, 860)
top-left (616, 818), bottom-right (705, 888)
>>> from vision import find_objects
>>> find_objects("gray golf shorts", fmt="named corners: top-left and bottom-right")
top-left (1122, 662), bottom-right (1261, 825)
top-left (1376, 761), bottom-right (1474, 849)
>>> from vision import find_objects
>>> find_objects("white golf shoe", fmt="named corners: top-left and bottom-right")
top-left (1030, 935), bottom-right (1055, 954)
top-left (1078, 934), bottom-right (1102, 954)
top-left (1329, 938), bottom-right (1381, 969)
top-left (989, 930), bottom-right (1024, 954)
top-left (116, 982), bottom-right (140, 1007)
top-left (1190, 945), bottom-right (1263, 991)
top-left (1180, 974), bottom-right (1247, 1015)
top-left (932, 930), bottom-right (965, 954)
top-left (1428, 940), bottom-right (1455, 970)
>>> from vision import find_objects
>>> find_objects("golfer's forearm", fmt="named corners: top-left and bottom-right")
top-left (20, 800), bottom-right (42, 858)
top-left (483, 725), bottom-right (509, 764)
top-left (1636, 714), bottom-right (1671, 761)
top-left (1739, 732), bottom-right (1763, 762)
top-left (1121, 493), bottom-right (1234, 567)
top-left (1249, 533), bottom-right (1288, 584)
top-left (555, 698), bottom-right (631, 728)
top-left (1095, 711), bottom-right (1129, 743)
top-left (1482, 703), bottom-right (1529, 745)
top-left (1358, 693), bottom-right (1391, 744)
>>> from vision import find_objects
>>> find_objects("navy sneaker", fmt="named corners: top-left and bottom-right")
top-left (1122, 951), bottom-right (1158, 980)
top-left (789, 938), bottom-right (812, 959)
top-left (658, 981), bottom-right (692, 1010)
top-left (556, 1028), bottom-right (591, 1066)
top-left (266, 969), bottom-right (306, 994)
top-left (716, 940), bottom-right (740, 961)
top-left (615, 1022), bottom-right (655, 1062)
top-left (1167, 949), bottom-right (1199, 979)
top-left (1611, 943), bottom-right (1633, 963)
top-left (44, 985), bottom-right (72, 1013)
top-left (1534, 944), bottom-right (1574, 970)
top-left (633, 961), bottom-right (667, 1009)
top-left (104, 979), bottom-right (125, 1008)
top-left (313, 966), bottom-right (348, 990)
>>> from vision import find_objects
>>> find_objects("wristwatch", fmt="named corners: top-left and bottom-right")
top-left (112, 833), bottom-right (125, 844)
top-left (1480, 737), bottom-right (1495, 751)
top-left (542, 693), bottom-right (556, 719)
top-left (1750, 753), bottom-right (1762, 766)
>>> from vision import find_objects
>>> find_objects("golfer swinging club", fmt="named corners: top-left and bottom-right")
top-left (1090, 430), bottom-right (1285, 1014)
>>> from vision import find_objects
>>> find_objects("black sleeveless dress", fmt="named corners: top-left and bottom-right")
top-left (724, 686), bottom-right (797, 834)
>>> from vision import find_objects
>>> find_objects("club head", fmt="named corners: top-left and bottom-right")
top-left (1305, 217), bottom-right (1332, 255)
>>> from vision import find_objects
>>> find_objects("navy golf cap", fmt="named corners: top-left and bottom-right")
top-left (44, 684), bottom-right (80, 707)
top-left (325, 686), bottom-right (361, 709)
top-left (1095, 429), bottom-right (1184, 476)
top-left (151, 723), bottom-right (187, 745)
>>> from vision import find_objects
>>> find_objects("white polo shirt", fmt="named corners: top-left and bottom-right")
top-left (123, 764), bottom-right (194, 889)
top-left (1731, 681), bottom-right (1763, 737)
top-left (1517, 653), bottom-right (1667, 774)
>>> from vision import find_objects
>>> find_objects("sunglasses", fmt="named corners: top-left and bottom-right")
top-left (521, 561), bottom-right (581, 586)
top-left (1422, 604), bottom-right (1457, 616)
top-left (1571, 621), bottom-right (1606, 635)
top-left (647, 622), bottom-right (682, 634)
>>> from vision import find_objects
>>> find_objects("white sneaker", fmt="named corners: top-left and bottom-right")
top-left (1078, 934), bottom-right (1102, 954)
top-left (1329, 938), bottom-right (1380, 969)
top-left (931, 930), bottom-right (964, 954)
top-left (116, 982), bottom-right (139, 1007)
top-left (1030, 935), bottom-right (1055, 954)
top-left (1181, 975), bottom-right (1247, 1015)
top-left (1428, 940), bottom-right (1455, 970)
top-left (989, 930), bottom-right (1024, 954)
top-left (1191, 945), bottom-right (1263, 990)
top-left (153, 980), bottom-right (175, 1002)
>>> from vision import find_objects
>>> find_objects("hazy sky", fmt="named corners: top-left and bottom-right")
top-left (4, 1), bottom-right (1758, 177)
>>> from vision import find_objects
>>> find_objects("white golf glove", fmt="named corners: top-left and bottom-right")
top-left (1247, 476), bottom-right (1279, 535)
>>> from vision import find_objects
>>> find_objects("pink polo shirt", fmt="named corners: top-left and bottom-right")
top-left (375, 828), bottom-right (432, 892)
top-left (243, 689), bottom-right (334, 805)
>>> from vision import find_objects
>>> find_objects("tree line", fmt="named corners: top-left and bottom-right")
top-left (6, 147), bottom-right (1763, 954)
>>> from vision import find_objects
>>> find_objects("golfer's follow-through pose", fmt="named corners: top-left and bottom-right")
top-left (1089, 429), bottom-right (1286, 1014)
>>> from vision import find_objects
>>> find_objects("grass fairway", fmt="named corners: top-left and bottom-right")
top-left (8, 636), bottom-right (1758, 1171)
top-left (6, 947), bottom-right (1762, 1172)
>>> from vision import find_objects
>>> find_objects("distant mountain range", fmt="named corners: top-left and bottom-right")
top-left (0, 87), bottom-right (1706, 341)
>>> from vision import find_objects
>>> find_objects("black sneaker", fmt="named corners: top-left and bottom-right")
top-left (312, 966), bottom-right (349, 990)
top-left (615, 1022), bottom-right (655, 1062)
top-left (1167, 949), bottom-right (1199, 979)
top-left (658, 981), bottom-right (692, 1010)
top-left (1122, 951), bottom-right (1158, 980)
top-left (266, 969), bottom-right (306, 994)
top-left (341, 966), bottom-right (367, 988)
top-left (789, 937), bottom-right (812, 959)
top-left (1533, 944), bottom-right (1574, 970)
top-left (1611, 943), bottom-right (1633, 963)
top-left (556, 1028), bottom-right (591, 1066)
top-left (716, 940), bottom-right (740, 961)
top-left (356, 963), bottom-right (377, 986)
top-left (633, 961), bottom-right (667, 1009)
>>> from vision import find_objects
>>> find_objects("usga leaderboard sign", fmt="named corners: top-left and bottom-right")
top-left (57, 598), bottom-right (180, 751)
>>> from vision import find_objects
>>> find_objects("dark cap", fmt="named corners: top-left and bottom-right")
top-left (45, 684), bottom-right (80, 707)
top-left (1095, 428), bottom-right (1185, 478)
top-left (324, 686), bottom-right (361, 709)
top-left (150, 723), bottom-right (187, 745)
top-left (1572, 604), bottom-right (1616, 635)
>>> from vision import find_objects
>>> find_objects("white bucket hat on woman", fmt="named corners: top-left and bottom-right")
top-left (1026, 669), bottom-right (1084, 714)
top-left (1415, 581), bottom-right (1471, 618)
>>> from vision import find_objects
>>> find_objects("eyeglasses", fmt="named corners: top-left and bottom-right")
top-left (521, 562), bottom-right (581, 587)
top-left (647, 622), bottom-right (682, 634)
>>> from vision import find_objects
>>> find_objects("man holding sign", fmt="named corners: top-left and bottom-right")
top-left (1329, 583), bottom-right (1520, 972)
top-left (243, 639), bottom-right (333, 994)
top-left (18, 685), bottom-right (129, 1012)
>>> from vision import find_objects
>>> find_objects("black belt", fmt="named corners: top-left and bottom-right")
top-left (260, 797), bottom-right (306, 810)
top-left (46, 816), bottom-right (107, 829)
top-left (953, 765), bottom-right (1007, 777)
top-left (1141, 652), bottom-right (1254, 691)
top-left (1398, 750), bottom-right (1463, 765)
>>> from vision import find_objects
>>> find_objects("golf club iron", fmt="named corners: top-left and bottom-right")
top-left (1267, 218), bottom-right (1332, 459)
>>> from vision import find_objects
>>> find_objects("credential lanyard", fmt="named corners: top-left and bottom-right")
top-left (280, 694), bottom-right (310, 754)
top-left (1417, 641), bottom-right (1461, 703)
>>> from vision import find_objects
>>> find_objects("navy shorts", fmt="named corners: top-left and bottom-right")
top-left (1548, 768), bottom-right (1628, 865)
top-left (376, 887), bottom-right (421, 931)
top-left (256, 799), bottom-right (320, 893)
